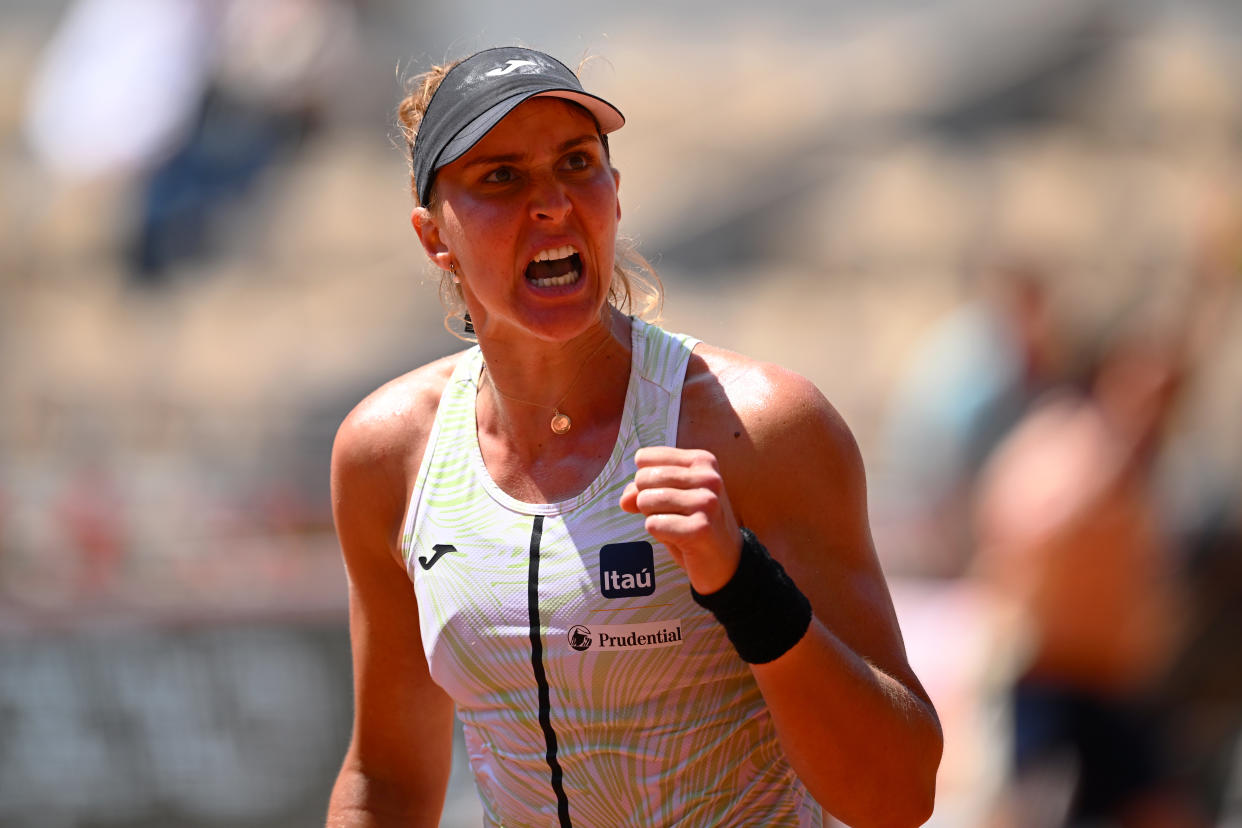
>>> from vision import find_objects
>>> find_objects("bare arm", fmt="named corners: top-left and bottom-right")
top-left (621, 352), bottom-right (942, 827)
top-left (326, 371), bottom-right (459, 827)
top-left (738, 378), bottom-right (941, 828)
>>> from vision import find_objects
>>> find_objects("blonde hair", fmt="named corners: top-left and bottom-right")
top-left (395, 56), bottom-right (662, 339)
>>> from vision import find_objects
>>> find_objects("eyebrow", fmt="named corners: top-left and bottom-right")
top-left (461, 134), bottom-right (600, 169)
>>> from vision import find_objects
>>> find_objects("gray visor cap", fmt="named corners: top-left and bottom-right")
top-left (412, 47), bottom-right (624, 206)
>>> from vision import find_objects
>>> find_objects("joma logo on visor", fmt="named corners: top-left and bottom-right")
top-left (486, 59), bottom-right (537, 77)
top-left (599, 541), bottom-right (655, 598)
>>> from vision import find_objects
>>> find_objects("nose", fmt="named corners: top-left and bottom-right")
top-left (528, 174), bottom-right (571, 222)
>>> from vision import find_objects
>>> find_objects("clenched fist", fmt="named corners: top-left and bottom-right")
top-left (619, 446), bottom-right (743, 594)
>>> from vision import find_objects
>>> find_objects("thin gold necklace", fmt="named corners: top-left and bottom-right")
top-left (483, 334), bottom-right (615, 435)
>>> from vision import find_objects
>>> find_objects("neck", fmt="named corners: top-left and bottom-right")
top-left (476, 311), bottom-right (632, 451)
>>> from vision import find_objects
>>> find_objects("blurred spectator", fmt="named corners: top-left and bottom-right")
top-left (1148, 196), bottom-right (1242, 825)
top-left (129, 0), bottom-right (357, 281)
top-left (878, 257), bottom-right (1064, 577)
top-left (22, 0), bottom-right (357, 284)
top-left (22, 0), bottom-right (214, 180)
top-left (971, 313), bottom-right (1209, 826)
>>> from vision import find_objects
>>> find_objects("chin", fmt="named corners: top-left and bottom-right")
top-left (520, 303), bottom-right (611, 343)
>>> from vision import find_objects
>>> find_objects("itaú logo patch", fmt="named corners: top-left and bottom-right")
top-left (599, 541), bottom-right (655, 598)
top-left (566, 620), bottom-right (683, 652)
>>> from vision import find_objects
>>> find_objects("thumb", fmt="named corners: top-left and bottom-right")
top-left (618, 481), bottom-right (640, 514)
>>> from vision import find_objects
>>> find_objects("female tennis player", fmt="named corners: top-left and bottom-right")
top-left (326, 45), bottom-right (942, 827)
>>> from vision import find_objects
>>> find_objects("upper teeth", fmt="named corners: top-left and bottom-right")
top-left (532, 245), bottom-right (577, 263)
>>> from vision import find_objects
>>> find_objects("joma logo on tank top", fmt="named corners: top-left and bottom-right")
top-left (599, 541), bottom-right (655, 598)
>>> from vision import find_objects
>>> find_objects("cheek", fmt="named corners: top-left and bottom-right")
top-left (586, 184), bottom-right (621, 236)
top-left (443, 204), bottom-right (519, 266)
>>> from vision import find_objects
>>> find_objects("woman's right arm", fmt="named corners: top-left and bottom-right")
top-left (326, 373), bottom-right (458, 827)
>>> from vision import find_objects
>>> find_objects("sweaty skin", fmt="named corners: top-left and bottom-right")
top-left (328, 92), bottom-right (942, 827)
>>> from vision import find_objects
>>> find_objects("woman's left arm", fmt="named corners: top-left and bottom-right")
top-left (621, 356), bottom-right (943, 828)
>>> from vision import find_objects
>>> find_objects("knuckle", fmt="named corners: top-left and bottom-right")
top-left (698, 471), bottom-right (723, 494)
top-left (688, 512), bottom-right (712, 534)
top-left (646, 514), bottom-right (674, 535)
top-left (691, 449), bottom-right (719, 470)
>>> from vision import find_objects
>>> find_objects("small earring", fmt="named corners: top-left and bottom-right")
top-left (463, 312), bottom-right (474, 334)
top-left (449, 262), bottom-right (460, 284)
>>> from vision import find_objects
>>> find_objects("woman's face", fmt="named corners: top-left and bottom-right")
top-left (416, 97), bottom-right (622, 344)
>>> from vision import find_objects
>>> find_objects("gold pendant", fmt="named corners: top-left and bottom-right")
top-left (550, 411), bottom-right (572, 435)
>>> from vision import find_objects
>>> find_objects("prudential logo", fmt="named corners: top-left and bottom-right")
top-left (599, 541), bottom-right (655, 598)
top-left (568, 625), bottom-right (592, 651)
top-left (567, 620), bottom-right (684, 653)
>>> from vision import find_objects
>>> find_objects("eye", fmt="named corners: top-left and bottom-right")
top-left (482, 166), bottom-right (516, 184)
top-left (561, 152), bottom-right (593, 172)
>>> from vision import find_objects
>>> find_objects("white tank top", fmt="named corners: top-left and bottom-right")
top-left (401, 318), bottom-right (823, 827)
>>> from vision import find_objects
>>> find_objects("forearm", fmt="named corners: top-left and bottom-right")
top-left (751, 625), bottom-right (942, 828)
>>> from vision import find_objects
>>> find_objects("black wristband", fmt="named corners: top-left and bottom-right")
top-left (690, 528), bottom-right (813, 664)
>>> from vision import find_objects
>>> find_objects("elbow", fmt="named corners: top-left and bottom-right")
top-left (898, 716), bottom-right (944, 827)
top-left (817, 757), bottom-right (942, 828)
top-left (827, 775), bottom-right (937, 828)
top-left (857, 717), bottom-right (944, 828)
top-left (861, 766), bottom-right (940, 828)
top-left (874, 770), bottom-right (939, 828)
top-left (904, 775), bottom-right (939, 828)
top-left (791, 692), bottom-right (945, 827)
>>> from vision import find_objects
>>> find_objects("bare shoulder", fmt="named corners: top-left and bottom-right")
top-left (331, 351), bottom-right (468, 541)
top-left (678, 344), bottom-right (902, 683)
top-left (335, 351), bottom-right (463, 461)
top-left (679, 343), bottom-right (863, 488)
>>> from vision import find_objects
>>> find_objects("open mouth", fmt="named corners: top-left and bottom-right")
top-left (525, 245), bottom-right (582, 287)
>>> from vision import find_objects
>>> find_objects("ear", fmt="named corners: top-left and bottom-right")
top-left (612, 168), bottom-right (622, 222)
top-left (412, 206), bottom-right (453, 271)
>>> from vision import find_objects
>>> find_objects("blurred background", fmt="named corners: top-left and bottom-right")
top-left (1, 0), bottom-right (1240, 825)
